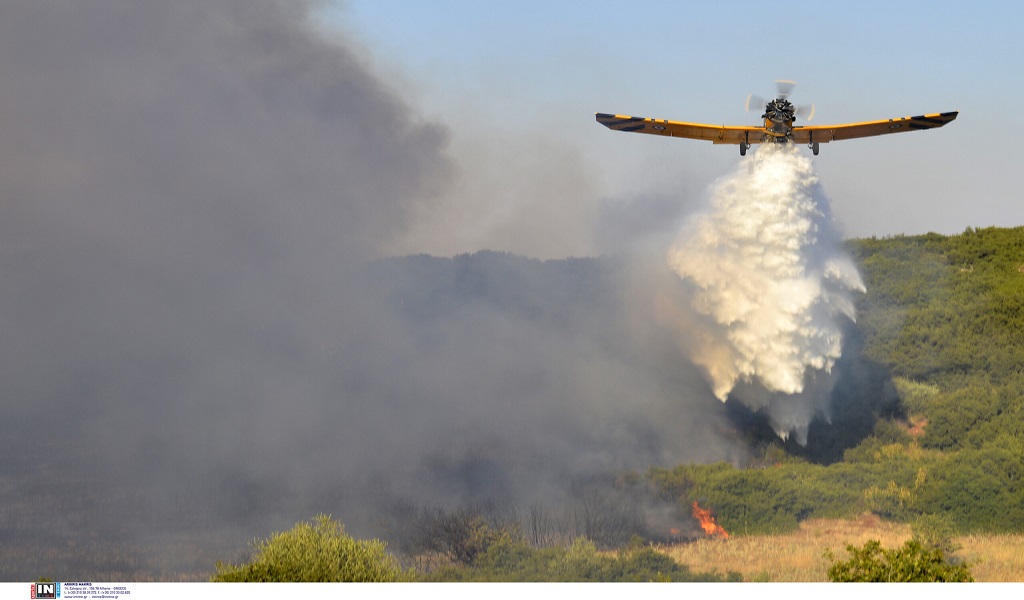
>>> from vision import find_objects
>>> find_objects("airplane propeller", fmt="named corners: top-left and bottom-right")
top-left (775, 79), bottom-right (796, 100)
top-left (796, 103), bottom-right (815, 121)
top-left (745, 93), bottom-right (766, 113)
top-left (746, 80), bottom-right (815, 122)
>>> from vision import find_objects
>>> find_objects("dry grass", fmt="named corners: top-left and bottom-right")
top-left (957, 533), bottom-right (1024, 582)
top-left (661, 514), bottom-right (1024, 582)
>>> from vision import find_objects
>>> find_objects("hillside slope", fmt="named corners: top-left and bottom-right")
top-left (649, 227), bottom-right (1024, 536)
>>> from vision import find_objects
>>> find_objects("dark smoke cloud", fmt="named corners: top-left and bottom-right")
top-left (0, 1), bottom-right (751, 579)
top-left (0, 0), bottom-right (450, 574)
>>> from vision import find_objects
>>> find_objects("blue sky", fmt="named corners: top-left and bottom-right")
top-left (321, 0), bottom-right (1023, 257)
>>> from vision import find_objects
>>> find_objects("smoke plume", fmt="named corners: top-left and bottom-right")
top-left (667, 145), bottom-right (866, 442)
top-left (0, 1), bottom-right (750, 579)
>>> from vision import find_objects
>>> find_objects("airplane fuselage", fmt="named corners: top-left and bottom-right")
top-left (764, 117), bottom-right (793, 141)
top-left (762, 97), bottom-right (797, 143)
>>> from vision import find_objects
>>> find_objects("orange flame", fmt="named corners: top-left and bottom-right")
top-left (692, 501), bottom-right (730, 539)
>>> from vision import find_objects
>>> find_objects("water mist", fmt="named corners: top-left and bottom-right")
top-left (668, 144), bottom-right (865, 442)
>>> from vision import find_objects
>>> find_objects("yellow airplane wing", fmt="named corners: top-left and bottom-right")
top-left (597, 111), bottom-right (959, 148)
top-left (791, 111), bottom-right (958, 145)
top-left (596, 113), bottom-right (764, 145)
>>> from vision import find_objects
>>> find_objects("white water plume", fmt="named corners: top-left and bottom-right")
top-left (668, 144), bottom-right (865, 442)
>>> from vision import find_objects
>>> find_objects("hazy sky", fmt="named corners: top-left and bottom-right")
top-left (323, 0), bottom-right (1022, 257)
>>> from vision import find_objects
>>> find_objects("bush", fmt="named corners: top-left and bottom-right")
top-left (211, 515), bottom-right (407, 582)
top-left (405, 508), bottom-right (510, 566)
top-left (862, 481), bottom-right (915, 521)
top-left (827, 539), bottom-right (972, 582)
top-left (422, 533), bottom-right (740, 582)
top-left (914, 444), bottom-right (1024, 531)
top-left (911, 514), bottom-right (961, 558)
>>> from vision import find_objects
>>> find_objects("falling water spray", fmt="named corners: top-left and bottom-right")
top-left (668, 144), bottom-right (865, 442)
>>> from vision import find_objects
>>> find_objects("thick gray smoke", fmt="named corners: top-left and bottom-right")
top-left (0, 1), bottom-right (751, 579)
top-left (667, 145), bottom-right (866, 443)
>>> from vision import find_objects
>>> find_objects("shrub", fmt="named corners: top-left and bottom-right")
top-left (911, 514), bottom-right (961, 558)
top-left (862, 481), bottom-right (915, 521)
top-left (914, 444), bottom-right (1024, 531)
top-left (827, 539), bottom-right (972, 582)
top-left (211, 515), bottom-right (407, 582)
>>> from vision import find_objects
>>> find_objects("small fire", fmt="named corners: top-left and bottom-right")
top-left (691, 501), bottom-right (730, 539)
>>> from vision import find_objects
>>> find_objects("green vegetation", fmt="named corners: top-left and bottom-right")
top-left (211, 515), bottom-right (408, 582)
top-left (423, 535), bottom-right (740, 582)
top-left (827, 539), bottom-right (973, 582)
top-left (644, 227), bottom-right (1024, 536)
top-left (213, 514), bottom-right (738, 582)
top-left (852, 228), bottom-right (1024, 390)
top-left (824, 512), bottom-right (975, 581)
top-left (393, 507), bottom-right (738, 581)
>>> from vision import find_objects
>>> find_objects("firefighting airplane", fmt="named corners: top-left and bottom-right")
top-left (596, 80), bottom-right (958, 156)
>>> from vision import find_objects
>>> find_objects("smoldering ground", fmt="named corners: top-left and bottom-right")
top-left (0, 2), bottom-right (893, 580)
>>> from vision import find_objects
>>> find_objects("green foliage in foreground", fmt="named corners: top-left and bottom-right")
top-left (421, 536), bottom-right (741, 582)
top-left (213, 515), bottom-right (738, 582)
top-left (211, 515), bottom-right (409, 582)
top-left (827, 539), bottom-right (972, 582)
